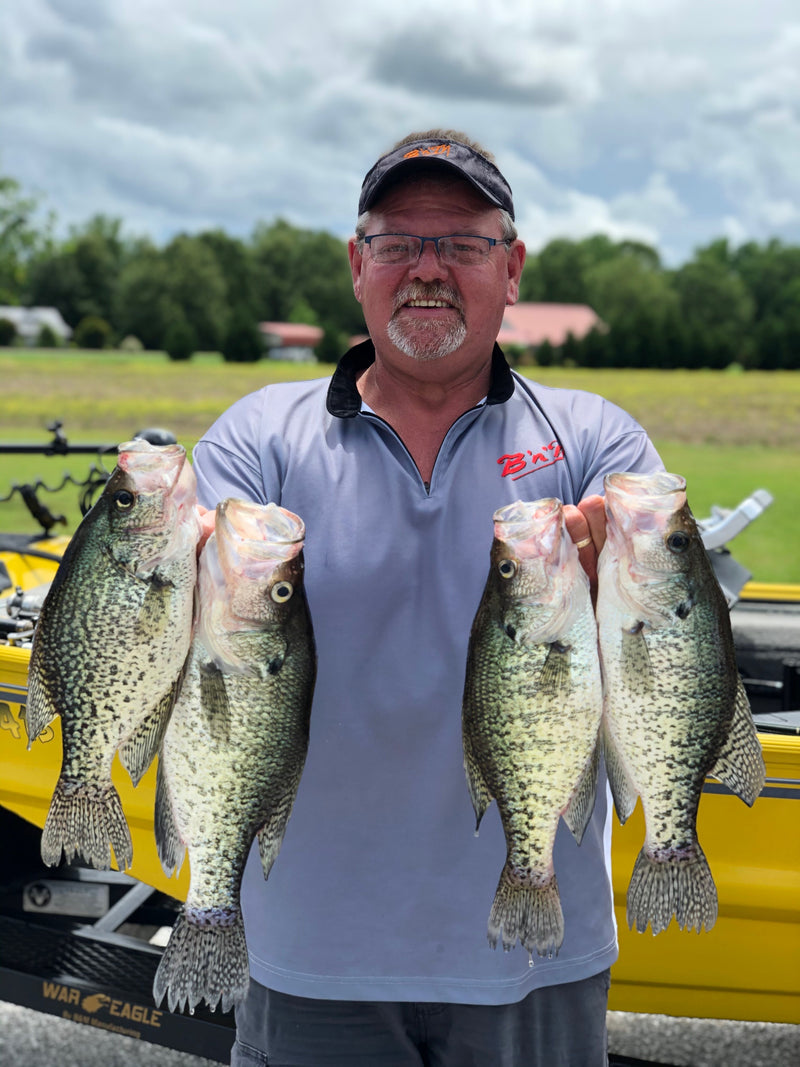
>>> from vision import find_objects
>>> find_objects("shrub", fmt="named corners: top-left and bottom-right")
top-left (315, 324), bottom-right (349, 364)
top-left (36, 323), bottom-right (60, 348)
top-left (0, 318), bottom-right (17, 346)
top-left (164, 317), bottom-right (197, 361)
top-left (119, 334), bottom-right (144, 352)
top-left (222, 309), bottom-right (263, 363)
top-left (502, 343), bottom-right (527, 368)
top-left (74, 315), bottom-right (113, 349)
top-left (534, 339), bottom-right (557, 366)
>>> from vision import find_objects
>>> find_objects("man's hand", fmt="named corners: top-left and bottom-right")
top-left (197, 505), bottom-right (215, 553)
top-left (564, 495), bottom-right (606, 597)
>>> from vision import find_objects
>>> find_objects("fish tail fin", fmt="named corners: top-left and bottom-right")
top-left (626, 844), bottom-right (718, 935)
top-left (153, 906), bottom-right (250, 1015)
top-left (709, 679), bottom-right (766, 806)
top-left (487, 863), bottom-right (564, 958)
top-left (40, 778), bottom-right (133, 871)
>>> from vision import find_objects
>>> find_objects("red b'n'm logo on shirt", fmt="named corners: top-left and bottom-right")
top-left (498, 440), bottom-right (564, 480)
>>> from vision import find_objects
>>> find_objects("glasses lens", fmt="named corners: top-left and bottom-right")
top-left (368, 235), bottom-right (421, 263)
top-left (439, 236), bottom-right (493, 265)
top-left (366, 234), bottom-right (496, 265)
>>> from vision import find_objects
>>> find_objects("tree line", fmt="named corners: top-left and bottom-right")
top-left (1, 171), bottom-right (799, 368)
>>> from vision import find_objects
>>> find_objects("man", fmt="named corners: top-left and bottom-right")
top-left (192, 129), bottom-right (663, 1066)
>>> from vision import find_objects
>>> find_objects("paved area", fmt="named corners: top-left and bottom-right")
top-left (1, 1000), bottom-right (798, 1065)
top-left (607, 1010), bottom-right (800, 1066)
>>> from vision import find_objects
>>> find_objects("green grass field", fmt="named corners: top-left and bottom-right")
top-left (1, 349), bottom-right (798, 581)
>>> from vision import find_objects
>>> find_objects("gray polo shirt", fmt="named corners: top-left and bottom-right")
top-left (191, 342), bottom-right (663, 1004)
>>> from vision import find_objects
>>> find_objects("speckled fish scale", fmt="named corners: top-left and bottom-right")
top-left (462, 498), bottom-right (603, 957)
top-left (596, 471), bottom-right (765, 936)
top-left (153, 499), bottom-right (316, 1016)
top-left (26, 440), bottom-right (199, 871)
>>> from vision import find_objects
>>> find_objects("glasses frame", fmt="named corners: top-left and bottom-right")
top-left (362, 233), bottom-right (510, 266)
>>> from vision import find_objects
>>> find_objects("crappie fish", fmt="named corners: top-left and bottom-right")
top-left (153, 498), bottom-right (316, 1015)
top-left (596, 471), bottom-right (766, 935)
top-left (462, 498), bottom-right (603, 957)
top-left (26, 440), bottom-right (199, 871)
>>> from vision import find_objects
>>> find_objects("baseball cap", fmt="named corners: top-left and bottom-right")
top-left (358, 136), bottom-right (515, 220)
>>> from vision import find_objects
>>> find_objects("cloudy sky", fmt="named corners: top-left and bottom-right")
top-left (2, 0), bottom-right (799, 265)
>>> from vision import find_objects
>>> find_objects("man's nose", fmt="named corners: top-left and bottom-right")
top-left (410, 240), bottom-right (449, 281)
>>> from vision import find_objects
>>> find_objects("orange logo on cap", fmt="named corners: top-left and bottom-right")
top-left (403, 144), bottom-right (451, 159)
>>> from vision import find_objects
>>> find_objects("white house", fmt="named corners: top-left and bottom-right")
top-left (0, 306), bottom-right (72, 345)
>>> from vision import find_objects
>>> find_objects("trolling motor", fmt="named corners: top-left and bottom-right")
top-left (698, 489), bottom-right (774, 607)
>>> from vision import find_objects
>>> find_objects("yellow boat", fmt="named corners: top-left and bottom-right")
top-left (1, 489), bottom-right (798, 1057)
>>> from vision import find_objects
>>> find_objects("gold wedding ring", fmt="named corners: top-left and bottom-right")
top-left (575, 536), bottom-right (593, 550)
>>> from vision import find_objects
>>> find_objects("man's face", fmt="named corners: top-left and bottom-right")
top-left (349, 174), bottom-right (525, 365)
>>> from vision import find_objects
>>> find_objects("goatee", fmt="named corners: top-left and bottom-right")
top-left (388, 284), bottom-right (466, 362)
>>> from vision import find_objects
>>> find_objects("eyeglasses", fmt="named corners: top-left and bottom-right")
top-left (363, 233), bottom-right (509, 267)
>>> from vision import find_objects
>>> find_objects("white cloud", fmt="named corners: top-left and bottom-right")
top-left (1, 0), bottom-right (800, 262)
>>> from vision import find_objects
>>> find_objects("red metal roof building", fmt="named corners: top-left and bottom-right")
top-left (497, 303), bottom-right (604, 350)
top-left (259, 321), bottom-right (324, 361)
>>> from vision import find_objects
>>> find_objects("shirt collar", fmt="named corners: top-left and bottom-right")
top-left (326, 339), bottom-right (515, 418)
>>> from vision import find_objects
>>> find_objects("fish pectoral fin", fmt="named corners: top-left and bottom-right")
top-left (135, 575), bottom-right (174, 631)
top-left (619, 623), bottom-right (654, 691)
top-left (562, 741), bottom-right (600, 845)
top-left (119, 668), bottom-right (185, 787)
top-left (537, 641), bottom-right (573, 696)
top-left (708, 678), bottom-right (766, 806)
top-left (602, 723), bottom-right (639, 824)
top-left (199, 661), bottom-right (232, 741)
top-left (154, 758), bottom-right (186, 878)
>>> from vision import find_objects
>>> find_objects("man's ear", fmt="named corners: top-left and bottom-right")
top-left (505, 240), bottom-right (526, 306)
top-left (348, 237), bottom-right (364, 303)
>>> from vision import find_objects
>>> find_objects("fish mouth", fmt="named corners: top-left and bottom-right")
top-left (111, 442), bottom-right (199, 550)
top-left (493, 498), bottom-right (563, 561)
top-left (117, 440), bottom-right (187, 492)
top-left (215, 499), bottom-right (305, 571)
top-left (116, 440), bottom-right (193, 518)
top-left (605, 472), bottom-right (687, 507)
top-left (604, 472), bottom-right (688, 538)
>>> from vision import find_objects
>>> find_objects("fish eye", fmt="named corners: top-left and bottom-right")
top-left (113, 490), bottom-right (135, 510)
top-left (270, 581), bottom-right (294, 603)
top-left (498, 558), bottom-right (518, 580)
top-left (666, 531), bottom-right (691, 553)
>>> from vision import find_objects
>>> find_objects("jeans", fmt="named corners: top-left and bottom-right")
top-left (229, 969), bottom-right (611, 1067)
